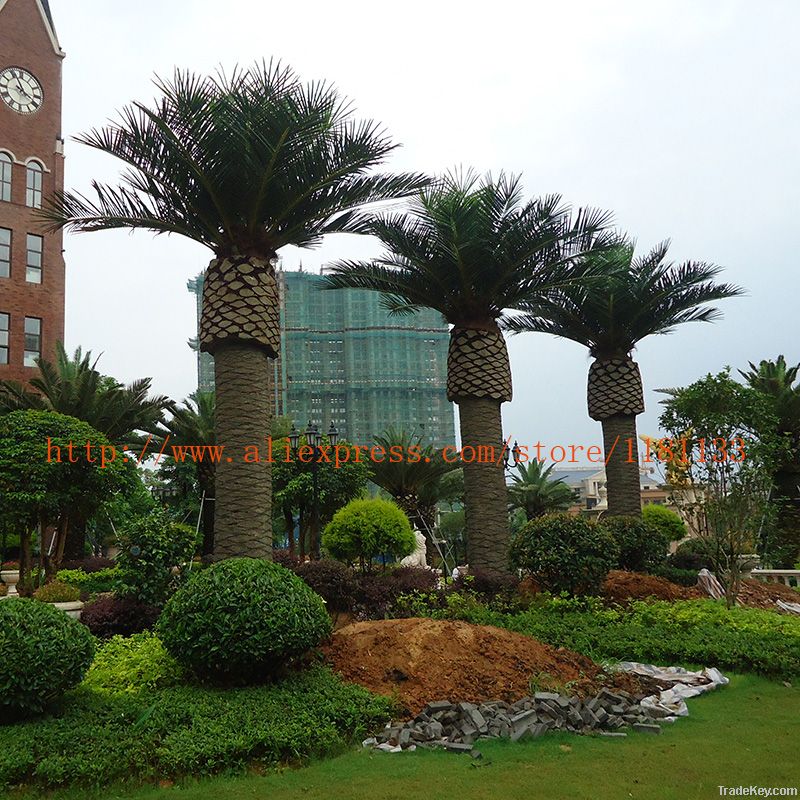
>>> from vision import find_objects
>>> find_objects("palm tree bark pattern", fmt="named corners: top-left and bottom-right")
top-left (209, 343), bottom-right (273, 560)
top-left (446, 327), bottom-right (512, 402)
top-left (458, 397), bottom-right (510, 572)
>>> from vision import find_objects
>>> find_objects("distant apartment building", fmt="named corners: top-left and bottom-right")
top-left (552, 467), bottom-right (670, 512)
top-left (188, 268), bottom-right (456, 448)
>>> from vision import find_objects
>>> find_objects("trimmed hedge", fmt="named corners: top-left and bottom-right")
top-left (416, 595), bottom-right (800, 679)
top-left (0, 666), bottom-right (391, 790)
top-left (57, 567), bottom-right (120, 595)
top-left (157, 558), bottom-right (331, 684)
top-left (0, 598), bottom-right (95, 720)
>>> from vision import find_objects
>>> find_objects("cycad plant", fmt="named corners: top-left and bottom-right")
top-left (507, 239), bottom-right (743, 516)
top-left (369, 427), bottom-right (459, 535)
top-left (324, 170), bottom-right (612, 571)
top-left (508, 460), bottom-right (576, 520)
top-left (41, 62), bottom-right (426, 559)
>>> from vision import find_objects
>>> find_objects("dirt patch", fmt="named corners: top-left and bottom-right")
top-left (321, 617), bottom-right (663, 717)
top-left (601, 570), bottom-right (703, 603)
top-left (736, 579), bottom-right (800, 611)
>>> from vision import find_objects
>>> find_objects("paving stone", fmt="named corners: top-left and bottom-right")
top-left (533, 692), bottom-right (560, 701)
top-left (425, 701), bottom-right (455, 714)
top-left (632, 723), bottom-right (662, 735)
top-left (444, 742), bottom-right (474, 753)
top-left (598, 732), bottom-right (628, 738)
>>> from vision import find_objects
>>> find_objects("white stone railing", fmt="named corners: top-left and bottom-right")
top-left (751, 569), bottom-right (800, 588)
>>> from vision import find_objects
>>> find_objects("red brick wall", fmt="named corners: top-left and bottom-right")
top-left (0, 0), bottom-right (65, 384)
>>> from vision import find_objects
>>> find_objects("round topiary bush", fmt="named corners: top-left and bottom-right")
top-left (601, 514), bottom-right (670, 573)
top-left (0, 598), bottom-right (95, 720)
top-left (322, 498), bottom-right (415, 570)
top-left (156, 558), bottom-right (332, 684)
top-left (509, 513), bottom-right (620, 596)
top-left (642, 504), bottom-right (686, 543)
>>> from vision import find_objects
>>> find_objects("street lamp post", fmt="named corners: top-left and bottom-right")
top-left (502, 439), bottom-right (523, 472)
top-left (288, 420), bottom-right (339, 559)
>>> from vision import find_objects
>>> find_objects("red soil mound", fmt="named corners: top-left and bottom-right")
top-left (737, 579), bottom-right (800, 611)
top-left (602, 570), bottom-right (702, 603)
top-left (321, 617), bottom-right (659, 717)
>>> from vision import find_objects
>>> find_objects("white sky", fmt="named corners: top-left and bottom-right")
top-left (55, 0), bottom-right (798, 460)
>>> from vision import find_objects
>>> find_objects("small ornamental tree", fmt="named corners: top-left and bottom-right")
top-left (322, 498), bottom-right (415, 571)
top-left (115, 508), bottom-right (198, 606)
top-left (0, 411), bottom-right (127, 592)
top-left (510, 513), bottom-right (619, 595)
top-left (642, 504), bottom-right (687, 543)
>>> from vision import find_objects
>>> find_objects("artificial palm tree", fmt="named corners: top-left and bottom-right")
top-left (508, 460), bottom-right (575, 520)
top-left (740, 356), bottom-right (800, 565)
top-left (323, 171), bottom-right (612, 571)
top-left (152, 392), bottom-right (217, 557)
top-left (40, 62), bottom-right (426, 560)
top-left (507, 239), bottom-right (743, 517)
top-left (369, 427), bottom-right (459, 536)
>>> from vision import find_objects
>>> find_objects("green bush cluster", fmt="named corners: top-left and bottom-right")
top-left (115, 509), bottom-right (197, 606)
top-left (322, 498), bottom-right (415, 569)
top-left (57, 567), bottom-right (120, 595)
top-left (641, 504), bottom-right (687, 542)
top-left (157, 558), bottom-right (332, 684)
top-left (510, 513), bottom-right (620, 595)
top-left (32, 580), bottom-right (81, 603)
top-left (0, 598), bottom-right (95, 720)
top-left (412, 594), bottom-right (800, 679)
top-left (602, 514), bottom-right (671, 573)
top-left (0, 666), bottom-right (391, 790)
top-left (82, 632), bottom-right (184, 695)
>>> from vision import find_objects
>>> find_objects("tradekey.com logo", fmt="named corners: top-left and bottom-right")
top-left (44, 435), bottom-right (748, 470)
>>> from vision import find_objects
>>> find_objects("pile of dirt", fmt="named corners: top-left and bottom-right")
top-left (736, 579), bottom-right (800, 611)
top-left (321, 618), bottom-right (665, 717)
top-left (601, 570), bottom-right (702, 604)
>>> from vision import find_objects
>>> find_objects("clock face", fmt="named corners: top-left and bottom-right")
top-left (0, 67), bottom-right (43, 115)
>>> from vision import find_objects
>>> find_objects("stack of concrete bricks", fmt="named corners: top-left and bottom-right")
top-left (364, 689), bottom-right (669, 753)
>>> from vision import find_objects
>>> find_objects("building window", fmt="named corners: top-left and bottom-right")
top-left (0, 152), bottom-right (11, 202)
top-left (26, 161), bottom-right (43, 208)
top-left (26, 234), bottom-right (42, 283)
top-left (0, 228), bottom-right (9, 278)
top-left (24, 317), bottom-right (41, 366)
top-left (0, 313), bottom-right (8, 364)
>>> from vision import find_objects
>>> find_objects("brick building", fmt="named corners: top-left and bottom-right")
top-left (0, 0), bottom-right (65, 383)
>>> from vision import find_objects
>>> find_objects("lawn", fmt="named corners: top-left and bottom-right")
top-left (22, 674), bottom-right (798, 800)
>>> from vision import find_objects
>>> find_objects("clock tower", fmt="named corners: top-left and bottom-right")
top-left (0, 0), bottom-right (65, 383)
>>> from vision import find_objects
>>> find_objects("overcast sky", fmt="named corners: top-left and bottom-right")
top-left (55, 0), bottom-right (798, 460)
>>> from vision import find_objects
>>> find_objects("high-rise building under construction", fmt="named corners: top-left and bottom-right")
top-left (188, 268), bottom-right (455, 447)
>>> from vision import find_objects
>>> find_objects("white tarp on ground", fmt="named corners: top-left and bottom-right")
top-left (618, 662), bottom-right (729, 720)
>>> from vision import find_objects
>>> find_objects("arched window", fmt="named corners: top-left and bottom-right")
top-left (0, 152), bottom-right (11, 202)
top-left (26, 160), bottom-right (43, 208)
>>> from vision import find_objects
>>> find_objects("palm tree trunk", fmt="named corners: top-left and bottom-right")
top-left (211, 342), bottom-right (272, 559)
top-left (199, 255), bottom-right (280, 561)
top-left (600, 414), bottom-right (642, 517)
top-left (458, 397), bottom-right (509, 572)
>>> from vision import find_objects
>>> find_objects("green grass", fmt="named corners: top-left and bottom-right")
top-left (14, 674), bottom-right (798, 800)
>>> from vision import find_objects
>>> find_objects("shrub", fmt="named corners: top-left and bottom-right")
top-left (672, 538), bottom-right (714, 571)
top-left (33, 580), bottom-right (81, 603)
top-left (0, 598), bottom-right (95, 720)
top-left (0, 665), bottom-right (391, 790)
top-left (454, 566), bottom-right (519, 598)
top-left (322, 498), bottom-right (415, 570)
top-left (57, 567), bottom-right (120, 595)
top-left (387, 565), bottom-right (439, 594)
top-left (294, 559), bottom-right (356, 612)
top-left (157, 558), bottom-right (332, 684)
top-left (80, 595), bottom-right (161, 638)
top-left (601, 514), bottom-right (670, 573)
top-left (82, 632), bottom-right (183, 695)
top-left (272, 549), bottom-right (301, 571)
top-left (652, 564), bottom-right (700, 587)
top-left (60, 556), bottom-right (115, 573)
top-left (115, 509), bottom-right (197, 606)
top-left (352, 572), bottom-right (397, 619)
top-left (642, 504), bottom-right (687, 542)
top-left (510, 513), bottom-right (619, 595)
